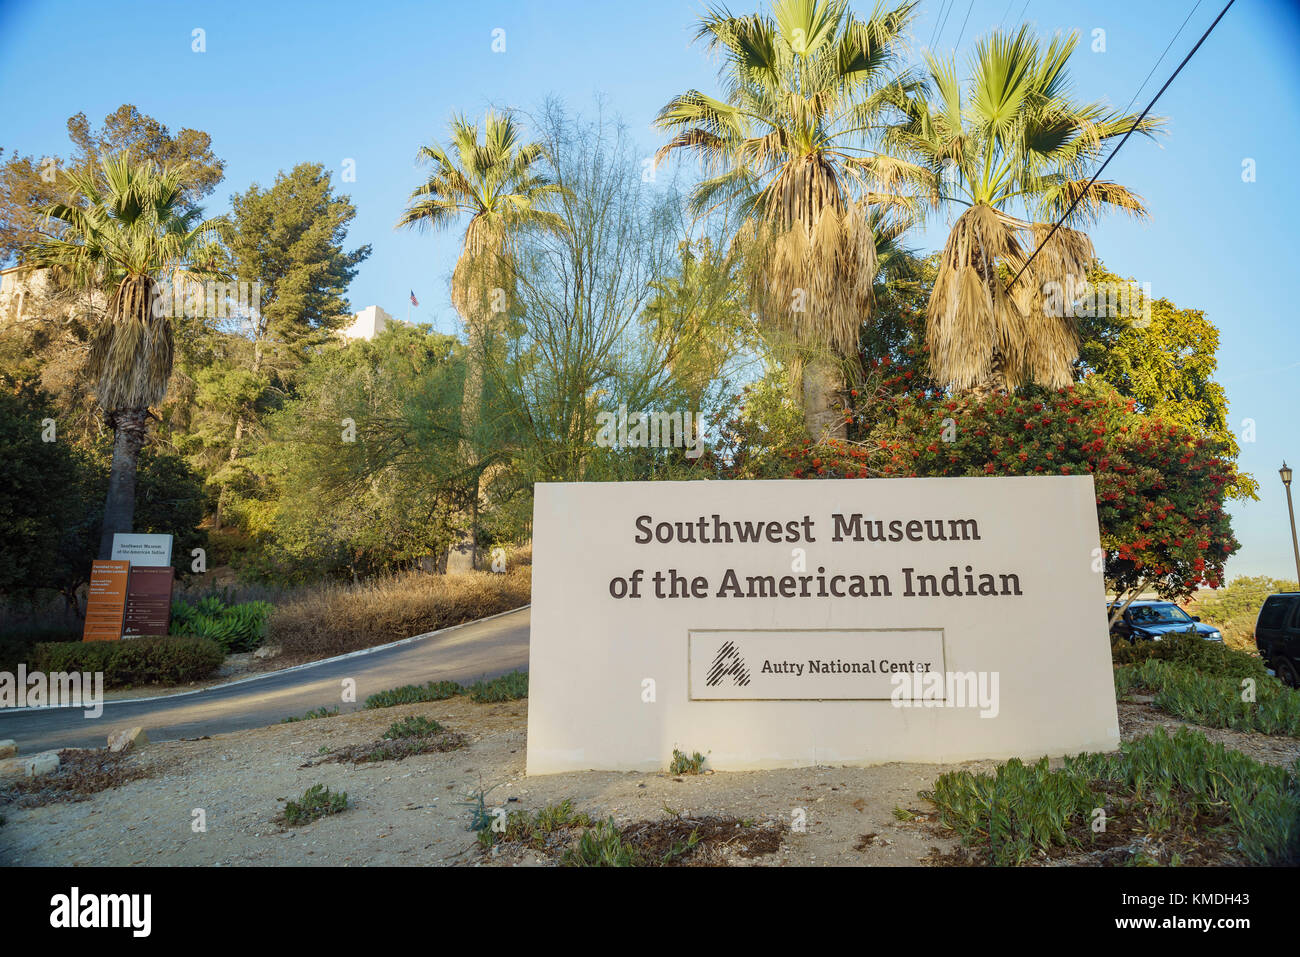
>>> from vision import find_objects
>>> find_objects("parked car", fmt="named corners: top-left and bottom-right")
top-left (1108, 600), bottom-right (1223, 643)
top-left (1254, 592), bottom-right (1300, 688)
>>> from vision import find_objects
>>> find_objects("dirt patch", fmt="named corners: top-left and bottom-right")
top-left (618, 815), bottom-right (786, 866)
top-left (1, 748), bottom-right (166, 808)
top-left (3, 695), bottom-right (1292, 866)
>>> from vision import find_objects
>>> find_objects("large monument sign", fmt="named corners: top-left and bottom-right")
top-left (527, 477), bottom-right (1119, 774)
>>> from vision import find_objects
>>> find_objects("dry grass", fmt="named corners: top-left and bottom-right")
top-left (269, 557), bottom-right (530, 661)
top-left (1, 749), bottom-right (156, 808)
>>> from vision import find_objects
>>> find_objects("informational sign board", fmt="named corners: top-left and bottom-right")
top-left (110, 533), bottom-right (173, 568)
top-left (123, 566), bottom-right (175, 637)
top-left (527, 477), bottom-right (1119, 774)
top-left (83, 560), bottom-right (130, 642)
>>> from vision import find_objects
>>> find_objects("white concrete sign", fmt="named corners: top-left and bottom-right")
top-left (110, 533), bottom-right (173, 568)
top-left (526, 477), bottom-right (1119, 774)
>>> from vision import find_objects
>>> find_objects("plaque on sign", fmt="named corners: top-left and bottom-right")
top-left (84, 560), bottom-right (130, 641)
top-left (110, 533), bottom-right (173, 568)
top-left (124, 566), bottom-right (175, 637)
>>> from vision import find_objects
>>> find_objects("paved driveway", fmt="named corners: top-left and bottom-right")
top-left (0, 608), bottom-right (530, 753)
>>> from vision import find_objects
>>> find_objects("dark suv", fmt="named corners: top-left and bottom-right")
top-left (1255, 593), bottom-right (1300, 687)
top-left (1108, 600), bottom-right (1223, 642)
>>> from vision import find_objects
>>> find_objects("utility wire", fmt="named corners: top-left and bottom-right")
top-left (1119, 0), bottom-right (1204, 118)
top-left (1006, 0), bottom-right (1235, 293)
top-left (953, 0), bottom-right (975, 51)
top-left (934, 0), bottom-right (960, 50)
top-left (926, 0), bottom-right (953, 51)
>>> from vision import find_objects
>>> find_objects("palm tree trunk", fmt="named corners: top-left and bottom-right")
top-left (802, 355), bottom-right (846, 441)
top-left (447, 316), bottom-right (485, 573)
top-left (97, 408), bottom-right (149, 559)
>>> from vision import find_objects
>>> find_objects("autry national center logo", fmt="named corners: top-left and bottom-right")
top-left (705, 640), bottom-right (751, 687)
top-left (690, 629), bottom-right (945, 701)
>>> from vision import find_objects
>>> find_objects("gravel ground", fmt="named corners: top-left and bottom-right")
top-left (1, 697), bottom-right (1294, 867)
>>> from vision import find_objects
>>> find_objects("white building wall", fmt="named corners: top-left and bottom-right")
top-left (338, 305), bottom-right (394, 341)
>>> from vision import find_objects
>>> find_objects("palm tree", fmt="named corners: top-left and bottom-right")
top-left (28, 154), bottom-right (223, 559)
top-left (397, 110), bottom-right (564, 570)
top-left (886, 26), bottom-right (1163, 393)
top-left (655, 0), bottom-right (923, 440)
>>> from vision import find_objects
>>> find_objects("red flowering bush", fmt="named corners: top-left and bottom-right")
top-left (776, 381), bottom-right (1239, 602)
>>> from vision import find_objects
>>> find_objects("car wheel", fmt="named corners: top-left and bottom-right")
top-left (1276, 658), bottom-right (1300, 689)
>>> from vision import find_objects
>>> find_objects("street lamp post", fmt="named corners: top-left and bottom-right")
top-left (1283, 462), bottom-right (1300, 586)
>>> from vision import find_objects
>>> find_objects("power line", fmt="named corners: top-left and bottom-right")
top-left (934, 0), bottom-right (960, 50)
top-left (953, 0), bottom-right (975, 50)
top-left (1006, 0), bottom-right (1235, 293)
top-left (1119, 0), bottom-right (1204, 118)
top-left (998, 0), bottom-right (1017, 29)
top-left (926, 0), bottom-right (953, 51)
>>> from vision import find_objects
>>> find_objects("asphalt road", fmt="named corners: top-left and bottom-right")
top-left (0, 607), bottom-right (530, 754)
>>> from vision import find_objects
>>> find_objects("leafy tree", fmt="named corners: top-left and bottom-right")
top-left (1, 105), bottom-right (224, 265)
top-left (655, 0), bottom-right (921, 440)
top-left (766, 380), bottom-right (1239, 609)
top-left (0, 382), bottom-right (90, 599)
top-left (0, 380), bottom-right (206, 612)
top-left (1075, 264), bottom-right (1256, 499)
top-left (484, 101), bottom-right (693, 495)
top-left (25, 155), bottom-right (223, 558)
top-left (397, 110), bottom-right (565, 569)
top-left (209, 162), bottom-right (370, 522)
top-left (1187, 576), bottom-right (1299, 649)
top-left (249, 325), bottom-right (468, 581)
top-left (642, 237), bottom-right (756, 414)
top-left (886, 26), bottom-right (1162, 392)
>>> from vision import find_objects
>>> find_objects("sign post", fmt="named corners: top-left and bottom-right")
top-left (123, 566), bottom-right (175, 637)
top-left (83, 560), bottom-right (130, 642)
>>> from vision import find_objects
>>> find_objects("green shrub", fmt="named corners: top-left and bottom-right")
top-left (363, 672), bottom-right (528, 709)
top-left (364, 680), bottom-right (463, 709)
top-left (171, 596), bottom-right (271, 653)
top-left (924, 727), bottom-right (1300, 865)
top-left (561, 819), bottom-right (638, 867)
top-left (32, 636), bottom-right (225, 687)
top-left (383, 715), bottom-right (443, 739)
top-left (0, 627), bottom-right (80, 673)
top-left (1111, 631), bottom-right (1268, 681)
top-left (1116, 659), bottom-right (1300, 736)
top-left (669, 749), bottom-right (708, 775)
top-left (466, 670), bottom-right (528, 703)
top-left (283, 784), bottom-right (348, 826)
top-left (281, 707), bottom-right (339, 723)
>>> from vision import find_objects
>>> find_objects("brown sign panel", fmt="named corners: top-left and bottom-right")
top-left (124, 566), bottom-right (174, 637)
top-left (83, 560), bottom-right (129, 641)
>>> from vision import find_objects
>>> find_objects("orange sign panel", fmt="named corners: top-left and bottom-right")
top-left (83, 560), bottom-right (129, 641)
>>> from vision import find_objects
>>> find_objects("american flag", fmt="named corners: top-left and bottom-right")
top-left (409, 290), bottom-right (419, 307)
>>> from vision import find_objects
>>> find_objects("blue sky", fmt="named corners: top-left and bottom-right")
top-left (2, 0), bottom-right (1298, 581)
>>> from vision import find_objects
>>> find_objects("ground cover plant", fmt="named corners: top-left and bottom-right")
top-left (282, 784), bottom-right (348, 825)
top-left (1115, 660), bottom-right (1300, 736)
top-left (363, 671), bottom-right (527, 709)
top-left (921, 727), bottom-right (1300, 866)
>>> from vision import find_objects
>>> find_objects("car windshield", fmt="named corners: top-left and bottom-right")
top-left (1129, 604), bottom-right (1192, 624)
